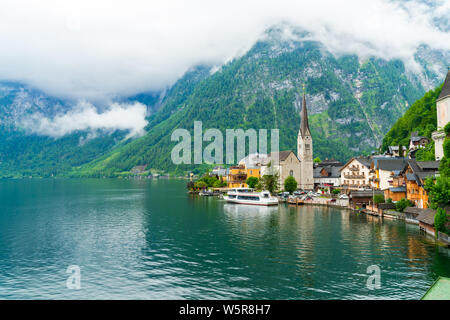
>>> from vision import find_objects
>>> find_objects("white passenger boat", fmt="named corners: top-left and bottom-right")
top-left (223, 188), bottom-right (279, 206)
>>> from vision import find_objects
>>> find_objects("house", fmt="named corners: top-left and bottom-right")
top-left (314, 163), bottom-right (342, 189)
top-left (401, 160), bottom-right (440, 208)
top-left (432, 69), bottom-right (450, 160)
top-left (211, 166), bottom-right (227, 177)
top-left (349, 190), bottom-right (384, 209)
top-left (340, 157), bottom-right (372, 191)
top-left (403, 207), bottom-right (424, 224)
top-left (370, 158), bottom-right (408, 191)
top-left (384, 186), bottom-right (407, 202)
top-left (130, 165), bottom-right (147, 174)
top-left (227, 165), bottom-right (247, 188)
top-left (417, 208), bottom-right (437, 236)
top-left (408, 132), bottom-right (430, 152)
top-left (384, 146), bottom-right (408, 157)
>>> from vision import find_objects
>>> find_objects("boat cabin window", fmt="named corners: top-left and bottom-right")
top-left (237, 195), bottom-right (260, 201)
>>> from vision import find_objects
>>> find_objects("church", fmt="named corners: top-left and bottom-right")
top-left (268, 90), bottom-right (314, 190)
top-left (236, 90), bottom-right (315, 191)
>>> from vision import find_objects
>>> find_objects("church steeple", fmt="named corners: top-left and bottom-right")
top-left (300, 87), bottom-right (311, 137)
top-left (297, 84), bottom-right (314, 190)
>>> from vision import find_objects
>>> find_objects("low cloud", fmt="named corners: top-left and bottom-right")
top-left (0, 0), bottom-right (448, 101)
top-left (20, 101), bottom-right (148, 138)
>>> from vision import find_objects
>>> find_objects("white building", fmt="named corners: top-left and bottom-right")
top-left (433, 69), bottom-right (450, 160)
top-left (340, 157), bottom-right (372, 190)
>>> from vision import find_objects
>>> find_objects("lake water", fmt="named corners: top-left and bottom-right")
top-left (0, 179), bottom-right (449, 300)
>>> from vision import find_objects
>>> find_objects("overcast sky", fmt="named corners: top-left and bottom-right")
top-left (0, 0), bottom-right (449, 102)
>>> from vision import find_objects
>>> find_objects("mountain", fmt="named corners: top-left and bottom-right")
top-left (73, 27), bottom-right (449, 176)
top-left (1, 26), bottom-right (449, 178)
top-left (0, 81), bottom-right (162, 178)
top-left (382, 84), bottom-right (442, 150)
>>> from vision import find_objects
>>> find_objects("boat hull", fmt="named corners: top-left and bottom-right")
top-left (223, 197), bottom-right (279, 206)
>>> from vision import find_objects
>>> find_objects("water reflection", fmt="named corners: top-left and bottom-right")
top-left (223, 203), bottom-right (279, 217)
top-left (0, 179), bottom-right (449, 300)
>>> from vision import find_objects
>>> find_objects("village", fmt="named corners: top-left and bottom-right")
top-left (183, 72), bottom-right (450, 247)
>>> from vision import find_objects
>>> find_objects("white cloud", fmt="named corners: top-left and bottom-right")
top-left (0, 0), bottom-right (449, 101)
top-left (20, 101), bottom-right (148, 138)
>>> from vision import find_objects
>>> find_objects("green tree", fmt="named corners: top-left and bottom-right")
top-left (195, 181), bottom-right (207, 189)
top-left (444, 122), bottom-right (450, 135)
top-left (332, 189), bottom-right (341, 195)
top-left (186, 181), bottom-right (195, 190)
top-left (314, 157), bottom-right (322, 164)
top-left (434, 208), bottom-right (448, 233)
top-left (425, 176), bottom-right (450, 209)
top-left (386, 198), bottom-right (393, 204)
top-left (398, 144), bottom-right (404, 157)
top-left (284, 176), bottom-right (298, 194)
top-left (373, 194), bottom-right (385, 205)
top-left (396, 198), bottom-right (413, 212)
top-left (246, 176), bottom-right (259, 189)
top-left (261, 161), bottom-right (279, 194)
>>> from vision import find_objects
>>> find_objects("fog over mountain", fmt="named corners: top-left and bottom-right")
top-left (0, 0), bottom-right (449, 102)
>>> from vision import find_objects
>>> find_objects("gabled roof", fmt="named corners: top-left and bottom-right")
top-left (417, 209), bottom-right (437, 226)
top-left (437, 69), bottom-right (450, 102)
top-left (404, 160), bottom-right (439, 186)
top-left (387, 146), bottom-right (407, 153)
top-left (269, 150), bottom-right (298, 162)
top-left (389, 187), bottom-right (406, 193)
top-left (314, 165), bottom-right (342, 178)
top-left (340, 156), bottom-right (371, 171)
top-left (416, 161), bottom-right (441, 171)
top-left (411, 136), bottom-right (429, 143)
top-left (376, 159), bottom-right (408, 172)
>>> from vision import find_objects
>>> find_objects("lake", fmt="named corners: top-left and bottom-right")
top-left (0, 179), bottom-right (449, 299)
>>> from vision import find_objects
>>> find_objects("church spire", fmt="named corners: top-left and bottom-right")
top-left (300, 84), bottom-right (311, 137)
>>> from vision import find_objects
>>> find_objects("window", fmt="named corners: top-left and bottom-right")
top-left (290, 170), bottom-right (294, 176)
top-left (305, 144), bottom-right (310, 151)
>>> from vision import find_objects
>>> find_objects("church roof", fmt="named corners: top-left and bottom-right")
top-left (300, 92), bottom-right (311, 137)
top-left (438, 69), bottom-right (450, 102)
top-left (269, 151), bottom-right (297, 162)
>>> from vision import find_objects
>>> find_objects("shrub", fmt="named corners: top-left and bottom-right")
top-left (434, 208), bottom-right (448, 233)
top-left (395, 198), bottom-right (413, 212)
top-left (332, 189), bottom-right (341, 195)
top-left (373, 194), bottom-right (385, 205)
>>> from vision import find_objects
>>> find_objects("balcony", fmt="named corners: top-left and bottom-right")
top-left (349, 167), bottom-right (359, 171)
top-left (344, 175), bottom-right (365, 179)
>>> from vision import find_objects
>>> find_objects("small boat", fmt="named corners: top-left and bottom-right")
top-left (199, 190), bottom-right (214, 197)
top-left (223, 188), bottom-right (279, 206)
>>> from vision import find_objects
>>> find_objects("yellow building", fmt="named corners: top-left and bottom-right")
top-left (226, 165), bottom-right (261, 189)
top-left (227, 165), bottom-right (247, 188)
